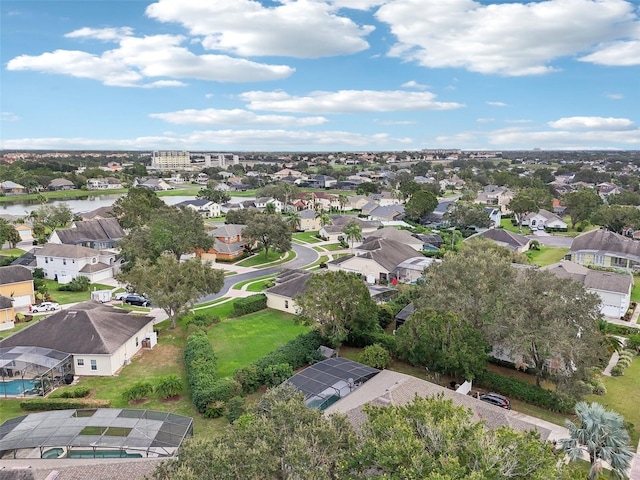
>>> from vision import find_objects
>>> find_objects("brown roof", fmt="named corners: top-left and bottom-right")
top-left (35, 244), bottom-right (102, 259)
top-left (0, 301), bottom-right (153, 355)
top-left (54, 218), bottom-right (124, 245)
top-left (467, 229), bottom-right (530, 250)
top-left (570, 229), bottom-right (640, 261)
top-left (353, 238), bottom-right (418, 271)
top-left (0, 265), bottom-right (33, 285)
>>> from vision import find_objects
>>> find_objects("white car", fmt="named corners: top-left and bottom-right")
top-left (30, 302), bottom-right (60, 313)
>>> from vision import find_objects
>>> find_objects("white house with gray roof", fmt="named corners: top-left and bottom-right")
top-left (35, 244), bottom-right (117, 284)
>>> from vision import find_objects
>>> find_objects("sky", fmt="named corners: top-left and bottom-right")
top-left (1, 0), bottom-right (639, 152)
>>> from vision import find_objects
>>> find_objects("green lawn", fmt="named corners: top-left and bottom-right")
top-left (586, 357), bottom-right (640, 446)
top-left (0, 189), bottom-right (130, 203)
top-left (526, 246), bottom-right (569, 267)
top-left (314, 243), bottom-right (344, 252)
top-left (631, 278), bottom-right (640, 303)
top-left (0, 248), bottom-right (25, 257)
top-left (236, 249), bottom-right (285, 267)
top-left (500, 218), bottom-right (530, 234)
top-left (292, 231), bottom-right (323, 244)
top-left (232, 274), bottom-right (276, 290)
top-left (45, 281), bottom-right (115, 304)
top-left (246, 279), bottom-right (273, 292)
top-left (208, 309), bottom-right (308, 378)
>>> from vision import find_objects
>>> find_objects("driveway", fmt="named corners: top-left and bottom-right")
top-left (198, 242), bottom-right (319, 302)
top-left (526, 234), bottom-right (573, 248)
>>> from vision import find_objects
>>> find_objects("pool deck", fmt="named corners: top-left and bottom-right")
top-left (0, 457), bottom-right (164, 480)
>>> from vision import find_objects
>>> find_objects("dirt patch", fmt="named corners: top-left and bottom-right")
top-left (160, 395), bottom-right (181, 403)
top-left (128, 398), bottom-right (148, 405)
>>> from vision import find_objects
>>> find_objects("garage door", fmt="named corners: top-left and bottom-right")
top-left (601, 304), bottom-right (623, 318)
top-left (12, 294), bottom-right (32, 307)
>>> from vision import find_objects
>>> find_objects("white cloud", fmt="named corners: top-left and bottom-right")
top-left (476, 118), bottom-right (495, 123)
top-left (401, 80), bottom-right (429, 90)
top-left (330, 0), bottom-right (386, 9)
top-left (486, 101), bottom-right (508, 107)
top-left (376, 0), bottom-right (639, 75)
top-left (143, 80), bottom-right (188, 88)
top-left (65, 27), bottom-right (134, 41)
top-left (548, 116), bottom-right (635, 130)
top-left (7, 34), bottom-right (294, 86)
top-left (487, 127), bottom-right (640, 147)
top-left (149, 108), bottom-right (328, 126)
top-left (2, 129), bottom-right (413, 150)
top-left (604, 93), bottom-right (624, 99)
top-left (373, 119), bottom-right (417, 125)
top-left (205, 93), bottom-right (213, 99)
top-left (239, 89), bottom-right (464, 113)
top-left (145, 0), bottom-right (374, 58)
top-left (1, 112), bottom-right (21, 122)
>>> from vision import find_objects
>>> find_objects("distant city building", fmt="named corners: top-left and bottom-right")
top-left (151, 150), bottom-right (191, 170)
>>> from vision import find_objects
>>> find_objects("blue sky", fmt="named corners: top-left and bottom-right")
top-left (1, 0), bottom-right (639, 152)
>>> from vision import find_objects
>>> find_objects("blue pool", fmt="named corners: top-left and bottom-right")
top-left (1, 379), bottom-right (37, 396)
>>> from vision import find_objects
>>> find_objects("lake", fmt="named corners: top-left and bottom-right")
top-left (0, 195), bottom-right (254, 216)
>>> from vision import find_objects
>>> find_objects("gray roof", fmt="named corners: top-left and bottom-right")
top-left (48, 178), bottom-right (74, 187)
top-left (0, 266), bottom-right (33, 285)
top-left (395, 303), bottom-right (415, 321)
top-left (365, 227), bottom-right (421, 245)
top-left (10, 249), bottom-right (37, 269)
top-left (209, 224), bottom-right (245, 238)
top-left (0, 301), bottom-right (153, 355)
top-left (353, 238), bottom-right (419, 271)
top-left (35, 243), bottom-right (103, 259)
top-left (80, 206), bottom-right (114, 220)
top-left (467, 228), bottom-right (530, 250)
top-left (176, 199), bottom-right (212, 208)
top-left (523, 208), bottom-right (565, 223)
top-left (542, 261), bottom-right (633, 294)
top-left (369, 204), bottom-right (405, 219)
top-left (299, 209), bottom-right (317, 219)
top-left (54, 218), bottom-right (124, 245)
top-left (570, 229), bottom-right (640, 260)
top-left (265, 269), bottom-right (313, 298)
top-left (0, 295), bottom-right (14, 309)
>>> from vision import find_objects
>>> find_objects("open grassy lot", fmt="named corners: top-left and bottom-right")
top-left (586, 357), bottom-right (640, 445)
top-left (526, 246), bottom-right (569, 267)
top-left (500, 218), bottom-right (530, 234)
top-left (246, 279), bottom-right (274, 292)
top-left (45, 280), bottom-right (114, 304)
top-left (236, 249), bottom-right (290, 267)
top-left (292, 231), bottom-right (322, 244)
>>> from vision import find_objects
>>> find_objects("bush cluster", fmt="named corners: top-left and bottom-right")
top-left (346, 330), bottom-right (397, 353)
top-left (52, 386), bottom-right (91, 398)
top-left (611, 349), bottom-right (636, 377)
top-left (58, 276), bottom-right (90, 292)
top-left (477, 371), bottom-right (574, 413)
top-left (184, 331), bottom-right (218, 413)
top-left (234, 331), bottom-right (325, 393)
top-left (121, 381), bottom-right (154, 402)
top-left (202, 379), bottom-right (241, 418)
top-left (358, 344), bottom-right (392, 369)
top-left (20, 398), bottom-right (111, 411)
top-left (187, 313), bottom-right (221, 329)
top-left (232, 294), bottom-right (267, 317)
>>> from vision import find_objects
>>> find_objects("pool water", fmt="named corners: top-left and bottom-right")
top-left (0, 379), bottom-right (36, 396)
top-left (68, 450), bottom-right (143, 458)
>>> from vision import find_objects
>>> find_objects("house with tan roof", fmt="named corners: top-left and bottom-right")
top-left (567, 229), bottom-right (640, 270)
top-left (465, 228), bottom-right (531, 253)
top-left (202, 224), bottom-right (247, 261)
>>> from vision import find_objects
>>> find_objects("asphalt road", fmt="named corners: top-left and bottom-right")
top-left (198, 242), bottom-right (319, 302)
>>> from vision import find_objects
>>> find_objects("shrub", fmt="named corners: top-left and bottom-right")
top-left (187, 313), bottom-right (221, 329)
top-left (224, 396), bottom-right (246, 423)
top-left (58, 276), bottom-right (90, 292)
top-left (204, 400), bottom-right (226, 419)
top-left (155, 375), bottom-right (183, 399)
top-left (53, 386), bottom-right (91, 399)
top-left (209, 378), bottom-right (241, 403)
top-left (122, 381), bottom-right (153, 402)
top-left (234, 365), bottom-right (262, 394)
top-left (184, 331), bottom-right (218, 413)
top-left (617, 357), bottom-right (632, 368)
top-left (263, 363), bottom-right (293, 387)
top-left (20, 398), bottom-right (110, 411)
top-left (611, 364), bottom-right (625, 376)
top-left (589, 378), bottom-right (607, 396)
top-left (377, 304), bottom-right (394, 329)
top-left (33, 268), bottom-right (45, 279)
top-left (253, 331), bottom-right (325, 373)
top-left (358, 344), bottom-right (392, 369)
top-left (232, 294), bottom-right (267, 316)
top-left (346, 330), bottom-right (397, 353)
top-left (626, 335), bottom-right (640, 352)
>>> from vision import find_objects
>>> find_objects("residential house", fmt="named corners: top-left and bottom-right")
top-left (519, 209), bottom-right (568, 231)
top-left (367, 191), bottom-right (402, 206)
top-left (298, 209), bottom-right (322, 232)
top-left (364, 227), bottom-right (424, 251)
top-left (474, 185), bottom-right (514, 213)
top-left (328, 238), bottom-right (418, 284)
top-left (346, 195), bottom-right (370, 211)
top-left (34, 244), bottom-right (118, 284)
top-left (414, 233), bottom-right (444, 251)
top-left (465, 228), bottom-right (531, 253)
top-left (367, 204), bottom-right (405, 222)
top-left (48, 178), bottom-right (75, 191)
top-left (393, 257), bottom-right (438, 284)
top-left (195, 172), bottom-right (209, 184)
top-left (566, 229), bottom-right (640, 270)
top-left (319, 217), bottom-right (381, 243)
top-left (48, 218), bottom-right (125, 250)
top-left (175, 199), bottom-right (221, 218)
top-left (254, 197), bottom-right (284, 213)
top-left (133, 177), bottom-right (174, 191)
top-left (297, 192), bottom-right (339, 211)
top-left (303, 175), bottom-right (337, 189)
top-left (80, 206), bottom-right (114, 221)
top-left (0, 301), bottom-right (155, 376)
top-left (273, 168), bottom-right (303, 179)
top-left (86, 177), bottom-right (122, 190)
top-left (202, 224), bottom-right (247, 261)
top-left (485, 207), bottom-right (502, 228)
top-left (264, 269), bottom-right (313, 313)
top-left (0, 181), bottom-right (25, 195)
top-left (542, 260), bottom-right (633, 318)
top-left (0, 295), bottom-right (14, 326)
top-left (0, 265), bottom-right (35, 310)
top-left (598, 182), bottom-right (623, 199)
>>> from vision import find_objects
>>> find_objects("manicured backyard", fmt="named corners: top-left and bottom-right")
top-left (526, 246), bottom-right (569, 267)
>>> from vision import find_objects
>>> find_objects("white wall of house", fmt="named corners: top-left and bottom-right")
top-left (35, 252), bottom-right (115, 284)
top-left (591, 288), bottom-right (630, 318)
top-left (73, 354), bottom-right (114, 376)
top-left (265, 293), bottom-right (299, 314)
top-left (328, 256), bottom-right (388, 283)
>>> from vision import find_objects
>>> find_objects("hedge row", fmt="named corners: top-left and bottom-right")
top-left (51, 386), bottom-right (91, 399)
top-left (203, 378), bottom-right (242, 418)
top-left (21, 398), bottom-right (111, 411)
top-left (184, 330), bottom-right (218, 413)
top-left (232, 294), bottom-right (267, 317)
top-left (234, 331), bottom-right (325, 393)
top-left (477, 371), bottom-right (574, 413)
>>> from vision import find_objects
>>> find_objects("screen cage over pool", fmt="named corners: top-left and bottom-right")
top-left (0, 408), bottom-right (194, 459)
top-left (0, 346), bottom-right (73, 398)
top-left (286, 357), bottom-right (380, 410)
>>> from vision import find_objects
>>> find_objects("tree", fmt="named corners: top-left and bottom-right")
top-left (591, 205), bottom-right (640, 233)
top-left (500, 269), bottom-right (606, 388)
top-left (0, 220), bottom-right (21, 249)
top-left (343, 220), bottom-right (362, 250)
top-left (118, 254), bottom-right (224, 328)
top-left (443, 201), bottom-right (491, 229)
top-left (561, 402), bottom-right (633, 480)
top-left (356, 182), bottom-right (379, 195)
top-left (315, 211), bottom-right (331, 227)
top-left (396, 310), bottom-right (489, 380)
top-left (264, 202), bottom-right (277, 214)
top-left (285, 210), bottom-right (301, 232)
top-left (508, 187), bottom-right (553, 230)
top-left (196, 181), bottom-right (231, 204)
top-left (118, 207), bottom-right (213, 265)
top-left (242, 213), bottom-right (291, 258)
top-left (31, 203), bottom-right (74, 230)
top-left (337, 194), bottom-right (348, 213)
top-left (404, 190), bottom-right (438, 220)
top-left (295, 271), bottom-right (378, 346)
top-left (255, 182), bottom-right (299, 207)
top-left (111, 187), bottom-right (168, 229)
top-left (607, 191), bottom-right (640, 206)
top-left (563, 188), bottom-right (603, 228)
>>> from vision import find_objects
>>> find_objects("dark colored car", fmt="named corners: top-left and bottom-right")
top-left (124, 295), bottom-right (150, 307)
top-left (479, 392), bottom-right (511, 410)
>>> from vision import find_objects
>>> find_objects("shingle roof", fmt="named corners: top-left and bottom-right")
top-left (0, 295), bottom-right (14, 309)
top-left (542, 260), bottom-right (633, 294)
top-left (209, 224), bottom-right (245, 238)
top-left (0, 266), bottom-right (33, 285)
top-left (176, 199), bottom-right (212, 208)
top-left (353, 238), bottom-right (419, 271)
top-left (54, 218), bottom-right (124, 245)
top-left (80, 206), bottom-right (114, 220)
top-left (265, 269), bottom-right (314, 298)
top-left (35, 244), bottom-right (102, 259)
top-left (48, 178), bottom-right (74, 187)
top-left (0, 301), bottom-right (153, 355)
top-left (365, 227), bottom-right (421, 245)
top-left (570, 229), bottom-right (640, 260)
top-left (468, 228), bottom-right (530, 250)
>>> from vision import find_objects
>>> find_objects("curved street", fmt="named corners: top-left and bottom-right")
top-left (198, 242), bottom-right (319, 303)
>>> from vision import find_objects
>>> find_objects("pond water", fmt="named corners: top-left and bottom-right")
top-left (0, 195), bottom-right (253, 216)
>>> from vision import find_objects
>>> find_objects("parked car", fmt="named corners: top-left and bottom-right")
top-left (113, 291), bottom-right (134, 301)
top-left (479, 392), bottom-right (511, 410)
top-left (124, 295), bottom-right (150, 307)
top-left (30, 302), bottom-right (60, 313)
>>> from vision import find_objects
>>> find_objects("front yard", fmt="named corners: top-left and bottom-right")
top-left (44, 280), bottom-right (114, 304)
top-left (526, 246), bottom-right (569, 267)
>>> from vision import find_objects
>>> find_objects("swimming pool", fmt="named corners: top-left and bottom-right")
top-left (0, 379), bottom-right (36, 396)
top-left (42, 448), bottom-right (143, 459)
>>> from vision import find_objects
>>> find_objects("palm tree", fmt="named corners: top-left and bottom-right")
top-left (338, 194), bottom-right (348, 213)
top-left (560, 401), bottom-right (633, 480)
top-left (343, 221), bottom-right (362, 251)
top-left (286, 211), bottom-right (302, 232)
top-left (316, 211), bottom-right (331, 228)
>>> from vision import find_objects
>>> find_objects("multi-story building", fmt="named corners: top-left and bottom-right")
top-left (151, 150), bottom-right (191, 170)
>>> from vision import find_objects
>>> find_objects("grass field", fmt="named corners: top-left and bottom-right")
top-left (526, 246), bottom-right (570, 267)
top-left (232, 274), bottom-right (276, 290)
top-left (45, 281), bottom-right (114, 304)
top-left (0, 248), bottom-right (25, 257)
top-left (292, 231), bottom-right (322, 244)
top-left (0, 189), bottom-right (129, 203)
top-left (631, 277), bottom-right (640, 303)
top-left (236, 249), bottom-right (287, 267)
top-left (314, 243), bottom-right (344, 251)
